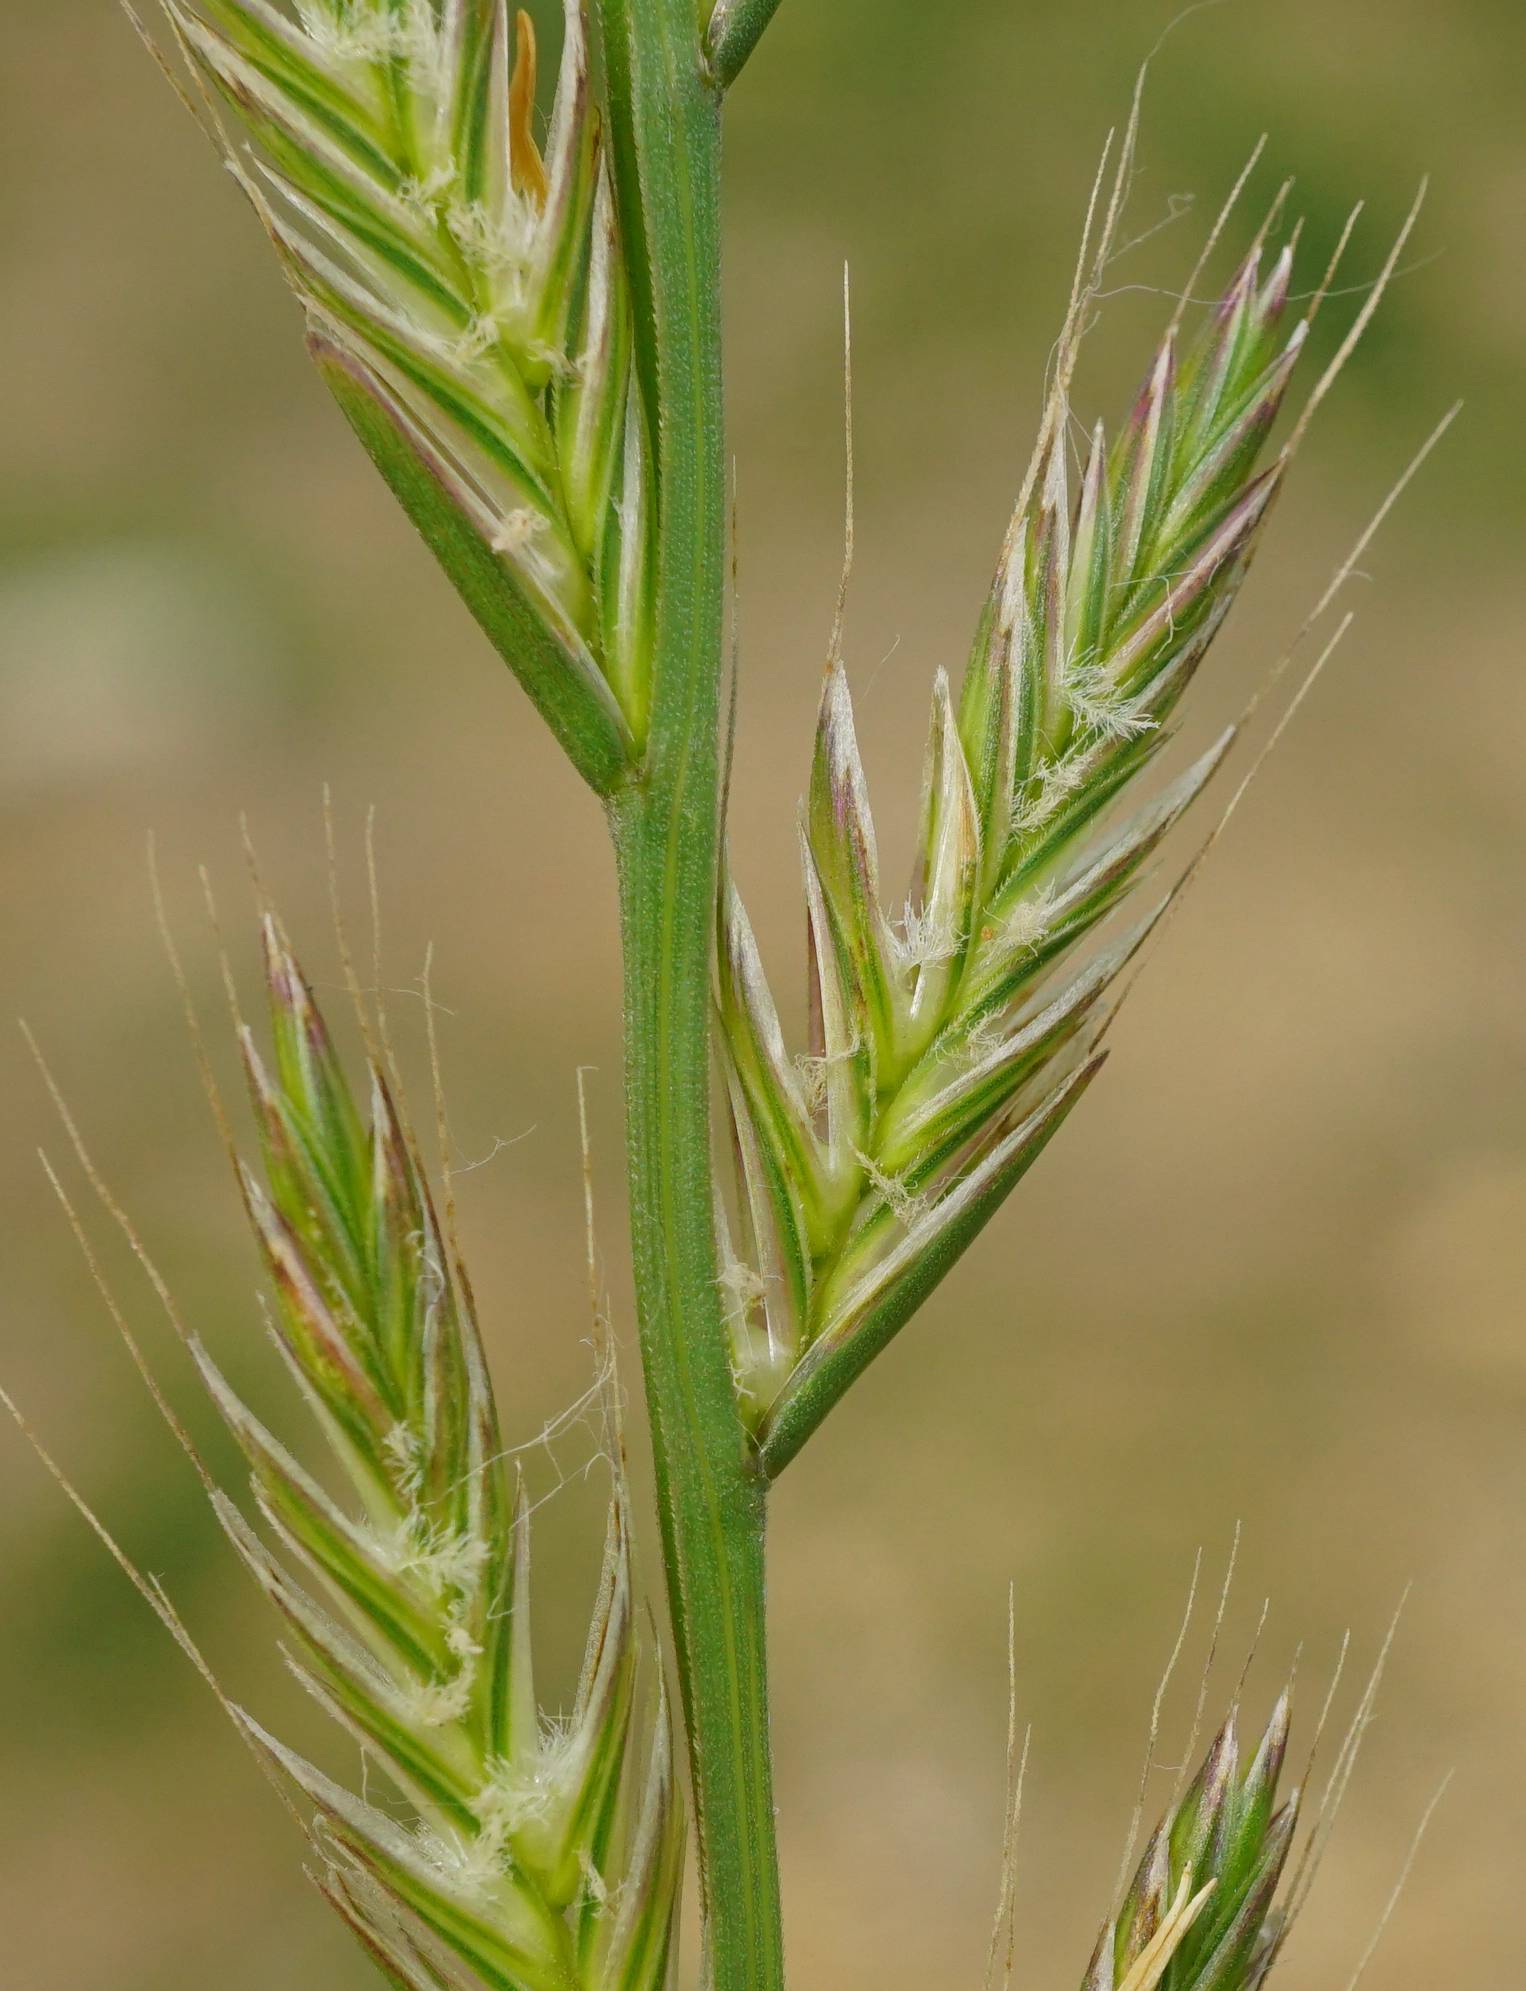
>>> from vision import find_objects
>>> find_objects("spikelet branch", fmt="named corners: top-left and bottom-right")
top-left (717, 198), bottom-right (1402, 1471)
top-left (156, 0), bottom-right (655, 781)
top-left (1082, 1695), bottom-right (1300, 1991)
top-left (192, 912), bottom-right (683, 1987)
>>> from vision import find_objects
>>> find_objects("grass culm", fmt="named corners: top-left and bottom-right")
top-left (6, 4), bottom-right (1451, 1988)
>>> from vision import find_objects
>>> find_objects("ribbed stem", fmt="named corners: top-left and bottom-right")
top-left (613, 800), bottom-right (783, 1990)
top-left (596, 1), bottom-right (786, 1984)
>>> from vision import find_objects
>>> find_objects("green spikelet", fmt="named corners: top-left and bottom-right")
top-left (164, 0), bottom-right (652, 784)
top-left (202, 913), bottom-right (683, 1990)
top-left (717, 231), bottom-right (1317, 1470)
top-left (1083, 1695), bottom-right (1298, 1991)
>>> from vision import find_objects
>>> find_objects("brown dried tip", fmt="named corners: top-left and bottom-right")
top-left (509, 10), bottom-right (549, 205)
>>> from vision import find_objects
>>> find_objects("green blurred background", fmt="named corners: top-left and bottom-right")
top-left (2, 0), bottom-right (1523, 1983)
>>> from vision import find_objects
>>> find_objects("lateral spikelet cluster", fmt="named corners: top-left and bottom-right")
top-left (198, 914), bottom-right (683, 1990)
top-left (170, 0), bottom-right (653, 767)
top-left (718, 232), bottom-right (1311, 1467)
top-left (1083, 1695), bottom-right (1299, 1991)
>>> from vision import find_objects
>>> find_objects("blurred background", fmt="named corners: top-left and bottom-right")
top-left (2, 0), bottom-right (1522, 1984)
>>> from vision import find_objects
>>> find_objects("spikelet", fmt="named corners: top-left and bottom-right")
top-left (718, 229), bottom-right (1317, 1468)
top-left (203, 913), bottom-right (683, 1989)
top-left (161, 0), bottom-right (652, 786)
top-left (1082, 1696), bottom-right (1298, 1991)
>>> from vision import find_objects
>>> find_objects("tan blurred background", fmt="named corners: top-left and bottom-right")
top-left (2, 0), bottom-right (1523, 1984)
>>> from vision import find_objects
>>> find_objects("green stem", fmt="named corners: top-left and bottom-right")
top-left (613, 801), bottom-right (783, 1990)
top-left (595, 2), bottom-right (786, 1985)
top-left (706, 0), bottom-right (789, 88)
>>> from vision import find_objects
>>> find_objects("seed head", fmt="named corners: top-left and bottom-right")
top-left (157, 0), bottom-right (653, 780)
top-left (202, 913), bottom-right (683, 1987)
top-left (716, 215), bottom-right (1373, 1472)
top-left (1084, 1696), bottom-right (1298, 1991)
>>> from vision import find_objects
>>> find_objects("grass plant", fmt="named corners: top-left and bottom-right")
top-left (7, 2), bottom-right (1446, 1987)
